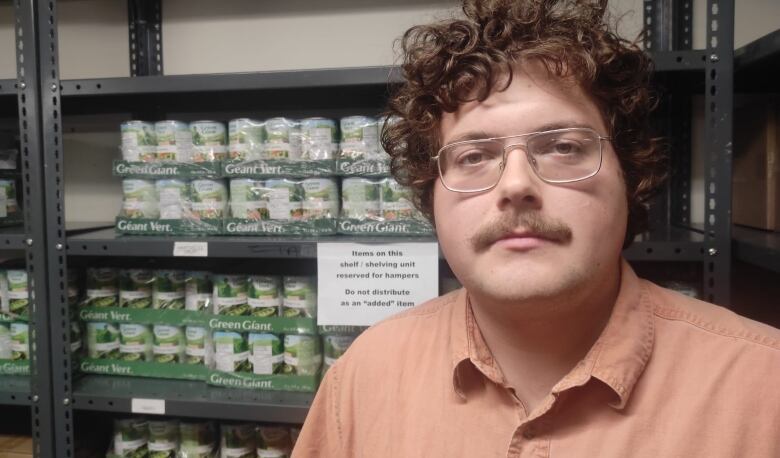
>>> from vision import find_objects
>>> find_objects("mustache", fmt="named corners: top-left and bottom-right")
top-left (469, 212), bottom-right (573, 251)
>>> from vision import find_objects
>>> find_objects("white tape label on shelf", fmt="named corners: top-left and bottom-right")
top-left (173, 242), bottom-right (208, 257)
top-left (317, 242), bottom-right (439, 326)
top-left (131, 398), bottom-right (166, 415)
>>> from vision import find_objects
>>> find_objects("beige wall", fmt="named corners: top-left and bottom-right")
top-left (0, 1), bottom-right (777, 222)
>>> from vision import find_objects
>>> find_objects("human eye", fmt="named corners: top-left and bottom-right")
top-left (539, 138), bottom-right (584, 156)
top-left (453, 146), bottom-right (497, 167)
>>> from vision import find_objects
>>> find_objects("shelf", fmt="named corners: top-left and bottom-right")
top-left (59, 67), bottom-right (402, 116)
top-left (0, 226), bottom-right (27, 249)
top-left (0, 376), bottom-right (32, 406)
top-left (733, 226), bottom-right (780, 273)
top-left (60, 66), bottom-right (402, 97)
top-left (71, 375), bottom-right (312, 423)
top-left (67, 228), bottom-right (436, 258)
top-left (67, 227), bottom-right (706, 261)
top-left (0, 79), bottom-right (17, 96)
top-left (735, 28), bottom-right (780, 91)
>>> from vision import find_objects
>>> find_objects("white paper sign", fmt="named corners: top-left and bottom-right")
top-left (173, 242), bottom-right (208, 257)
top-left (131, 398), bottom-right (166, 415)
top-left (317, 242), bottom-right (439, 326)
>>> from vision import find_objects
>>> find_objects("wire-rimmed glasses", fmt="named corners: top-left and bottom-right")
top-left (432, 127), bottom-right (609, 193)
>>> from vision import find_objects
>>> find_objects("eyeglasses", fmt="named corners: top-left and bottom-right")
top-left (432, 127), bottom-right (609, 193)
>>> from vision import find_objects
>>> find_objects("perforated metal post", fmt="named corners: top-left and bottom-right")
top-left (128, 0), bottom-right (163, 76)
top-left (702, 0), bottom-right (734, 305)
top-left (33, 0), bottom-right (74, 456)
top-left (14, 0), bottom-right (56, 456)
top-left (669, 0), bottom-right (694, 228)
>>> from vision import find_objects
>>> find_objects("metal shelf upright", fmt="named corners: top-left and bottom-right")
top-left (0, 1), bottom-right (61, 457)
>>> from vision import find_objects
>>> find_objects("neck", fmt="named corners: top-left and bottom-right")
top-left (468, 260), bottom-right (622, 415)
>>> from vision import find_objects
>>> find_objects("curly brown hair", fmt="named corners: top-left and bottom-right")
top-left (381, 0), bottom-right (666, 247)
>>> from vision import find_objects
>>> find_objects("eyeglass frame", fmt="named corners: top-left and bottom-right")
top-left (431, 127), bottom-right (611, 193)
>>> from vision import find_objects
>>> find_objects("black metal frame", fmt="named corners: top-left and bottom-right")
top-left (128, 0), bottom-right (163, 76)
top-left (0, 0), bottom-right (748, 455)
top-left (11, 0), bottom-right (57, 456)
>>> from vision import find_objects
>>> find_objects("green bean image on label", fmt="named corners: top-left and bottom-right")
top-left (247, 276), bottom-right (281, 317)
top-left (185, 271), bottom-right (213, 312)
top-left (148, 420), bottom-right (179, 458)
top-left (156, 179), bottom-right (190, 220)
top-left (282, 276), bottom-right (317, 318)
top-left (302, 178), bottom-right (339, 220)
top-left (0, 323), bottom-right (11, 359)
top-left (153, 325), bottom-right (185, 364)
top-left (84, 268), bottom-right (119, 308)
top-left (113, 418), bottom-right (149, 458)
top-left (283, 334), bottom-right (322, 376)
top-left (86, 322), bottom-right (120, 359)
top-left (380, 178), bottom-right (416, 220)
top-left (229, 179), bottom-right (269, 220)
top-left (185, 326), bottom-right (213, 366)
top-left (190, 179), bottom-right (228, 220)
top-left (119, 269), bottom-right (154, 309)
top-left (341, 178), bottom-right (381, 220)
top-left (6, 270), bottom-right (29, 317)
top-left (121, 121), bottom-right (156, 162)
top-left (339, 116), bottom-right (379, 159)
top-left (153, 270), bottom-right (186, 309)
top-left (300, 117), bottom-right (337, 160)
top-left (220, 423), bottom-right (255, 458)
top-left (179, 421), bottom-right (217, 458)
top-left (155, 120), bottom-right (192, 162)
top-left (10, 322), bottom-right (28, 361)
top-left (213, 331), bottom-right (250, 373)
top-left (213, 275), bottom-right (249, 316)
top-left (323, 335), bottom-right (356, 373)
top-left (248, 333), bottom-right (283, 375)
top-left (229, 118), bottom-right (265, 161)
top-left (190, 121), bottom-right (227, 162)
top-left (0, 270), bottom-right (8, 314)
top-left (119, 323), bottom-right (153, 362)
top-left (264, 117), bottom-right (301, 160)
top-left (122, 179), bottom-right (159, 219)
top-left (265, 179), bottom-right (304, 221)
top-left (256, 425), bottom-right (292, 458)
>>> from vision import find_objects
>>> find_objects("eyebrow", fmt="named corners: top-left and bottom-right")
top-left (444, 121), bottom-right (599, 145)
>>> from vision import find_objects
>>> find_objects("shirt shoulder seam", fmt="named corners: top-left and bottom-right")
top-left (652, 306), bottom-right (780, 352)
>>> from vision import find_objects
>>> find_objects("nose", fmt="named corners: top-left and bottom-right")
top-left (494, 145), bottom-right (543, 210)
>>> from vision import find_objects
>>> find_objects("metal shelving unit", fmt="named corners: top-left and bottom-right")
top-left (733, 226), bottom-right (780, 274)
top-left (0, 376), bottom-right (32, 406)
top-left (4, 0), bottom-right (745, 456)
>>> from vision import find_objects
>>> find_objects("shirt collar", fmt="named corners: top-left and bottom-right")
top-left (450, 258), bottom-right (654, 409)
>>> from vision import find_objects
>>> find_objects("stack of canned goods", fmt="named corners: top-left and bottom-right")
top-left (121, 120), bottom-right (228, 163)
top-left (119, 178), bottom-right (229, 221)
top-left (341, 177), bottom-right (419, 221)
top-left (229, 117), bottom-right (339, 162)
top-left (108, 417), bottom-right (301, 458)
top-left (213, 331), bottom-right (322, 377)
top-left (212, 275), bottom-right (316, 318)
top-left (228, 178), bottom-right (338, 222)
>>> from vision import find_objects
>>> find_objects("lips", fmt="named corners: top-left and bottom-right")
top-left (493, 231), bottom-right (555, 250)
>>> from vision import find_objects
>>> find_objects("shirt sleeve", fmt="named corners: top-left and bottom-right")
top-left (291, 361), bottom-right (345, 458)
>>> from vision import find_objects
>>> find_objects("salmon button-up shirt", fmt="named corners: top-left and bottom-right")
top-left (294, 260), bottom-right (780, 457)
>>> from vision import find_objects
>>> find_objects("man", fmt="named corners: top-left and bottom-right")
top-left (294, 1), bottom-right (780, 456)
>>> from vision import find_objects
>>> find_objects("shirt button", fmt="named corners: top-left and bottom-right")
top-left (523, 428), bottom-right (535, 440)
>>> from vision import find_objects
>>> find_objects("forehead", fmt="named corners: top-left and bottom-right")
top-left (439, 63), bottom-right (607, 145)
